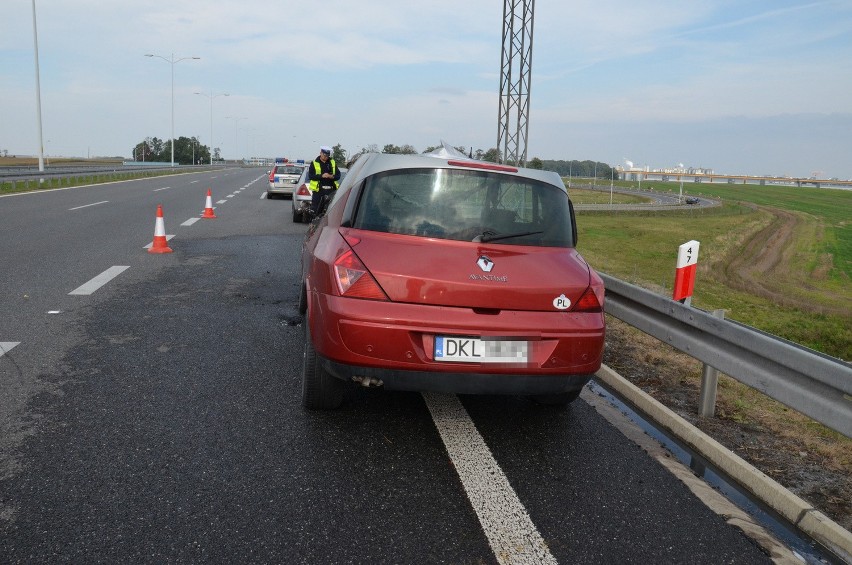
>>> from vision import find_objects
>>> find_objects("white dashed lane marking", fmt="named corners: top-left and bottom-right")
top-left (422, 392), bottom-right (557, 565)
top-left (1, 342), bottom-right (21, 356)
top-left (181, 218), bottom-right (200, 226)
top-left (69, 201), bottom-right (108, 211)
top-left (69, 266), bottom-right (130, 296)
top-left (154, 187), bottom-right (170, 192)
top-left (216, 200), bottom-right (227, 204)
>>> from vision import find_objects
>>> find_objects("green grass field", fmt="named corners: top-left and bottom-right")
top-left (638, 180), bottom-right (850, 281)
top-left (566, 188), bottom-right (648, 205)
top-left (569, 181), bottom-right (851, 360)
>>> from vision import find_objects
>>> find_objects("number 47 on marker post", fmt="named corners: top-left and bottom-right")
top-left (673, 240), bottom-right (700, 304)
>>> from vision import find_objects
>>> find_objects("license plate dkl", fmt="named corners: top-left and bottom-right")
top-left (434, 336), bottom-right (528, 363)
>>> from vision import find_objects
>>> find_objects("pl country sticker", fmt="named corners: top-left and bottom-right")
top-left (553, 294), bottom-right (571, 310)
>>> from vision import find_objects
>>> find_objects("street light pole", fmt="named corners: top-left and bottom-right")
top-left (225, 116), bottom-right (247, 162)
top-left (195, 90), bottom-right (228, 165)
top-left (31, 0), bottom-right (45, 173)
top-left (610, 165), bottom-right (614, 205)
top-left (145, 52), bottom-right (200, 167)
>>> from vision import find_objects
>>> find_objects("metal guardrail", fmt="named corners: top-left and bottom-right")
top-left (0, 164), bottom-right (211, 181)
top-left (600, 273), bottom-right (852, 438)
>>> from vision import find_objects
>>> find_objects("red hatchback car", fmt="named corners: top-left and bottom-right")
top-left (299, 150), bottom-right (605, 409)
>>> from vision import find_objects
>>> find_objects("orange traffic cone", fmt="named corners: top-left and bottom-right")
top-left (148, 204), bottom-right (173, 254)
top-left (202, 188), bottom-right (217, 218)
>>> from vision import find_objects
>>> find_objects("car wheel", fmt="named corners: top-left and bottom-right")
top-left (292, 207), bottom-right (300, 222)
top-left (302, 323), bottom-right (344, 410)
top-left (531, 390), bottom-right (581, 405)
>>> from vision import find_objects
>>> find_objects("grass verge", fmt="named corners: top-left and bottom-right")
top-left (574, 182), bottom-right (851, 529)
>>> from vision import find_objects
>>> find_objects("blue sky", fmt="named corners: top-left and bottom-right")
top-left (2, 0), bottom-right (851, 179)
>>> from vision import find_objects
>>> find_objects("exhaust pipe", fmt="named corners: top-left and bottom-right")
top-left (352, 376), bottom-right (384, 388)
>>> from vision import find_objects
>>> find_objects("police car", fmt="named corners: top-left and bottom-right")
top-left (267, 158), bottom-right (307, 198)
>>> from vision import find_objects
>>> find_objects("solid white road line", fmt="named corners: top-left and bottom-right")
top-left (68, 266), bottom-right (130, 296)
top-left (69, 201), bottom-right (109, 211)
top-left (422, 392), bottom-right (557, 565)
top-left (181, 217), bottom-right (200, 226)
top-left (1, 342), bottom-right (21, 356)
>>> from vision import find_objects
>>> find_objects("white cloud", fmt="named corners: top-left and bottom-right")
top-left (2, 0), bottom-right (851, 176)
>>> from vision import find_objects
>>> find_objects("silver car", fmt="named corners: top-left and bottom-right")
top-left (267, 163), bottom-right (306, 198)
top-left (291, 165), bottom-right (347, 223)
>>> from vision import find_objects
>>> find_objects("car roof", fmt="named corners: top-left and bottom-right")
top-left (347, 152), bottom-right (566, 193)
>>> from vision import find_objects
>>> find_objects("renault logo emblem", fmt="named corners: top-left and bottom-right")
top-left (477, 256), bottom-right (494, 272)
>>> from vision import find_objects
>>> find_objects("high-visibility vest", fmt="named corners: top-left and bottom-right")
top-left (309, 159), bottom-right (338, 192)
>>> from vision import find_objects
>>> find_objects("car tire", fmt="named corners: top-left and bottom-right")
top-left (292, 207), bottom-right (300, 222)
top-left (531, 390), bottom-right (581, 405)
top-left (302, 323), bottom-right (344, 410)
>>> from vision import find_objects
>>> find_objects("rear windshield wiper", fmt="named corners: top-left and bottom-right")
top-left (476, 230), bottom-right (544, 243)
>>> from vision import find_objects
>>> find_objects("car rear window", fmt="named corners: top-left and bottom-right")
top-left (276, 166), bottom-right (303, 175)
top-left (351, 168), bottom-right (574, 247)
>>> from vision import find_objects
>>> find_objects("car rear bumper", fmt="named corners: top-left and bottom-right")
top-left (322, 358), bottom-right (592, 395)
top-left (307, 292), bottom-right (604, 394)
top-left (268, 184), bottom-right (296, 195)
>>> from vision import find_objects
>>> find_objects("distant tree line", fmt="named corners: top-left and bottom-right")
top-left (160, 136), bottom-right (616, 177)
top-left (339, 143), bottom-right (616, 179)
top-left (538, 159), bottom-right (618, 180)
top-left (131, 136), bottom-right (218, 164)
top-left (129, 134), bottom-right (615, 176)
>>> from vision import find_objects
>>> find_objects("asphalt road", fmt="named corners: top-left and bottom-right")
top-left (1, 170), bottom-right (774, 563)
top-left (570, 183), bottom-right (719, 211)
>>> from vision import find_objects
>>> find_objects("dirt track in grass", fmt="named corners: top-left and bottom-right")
top-left (721, 205), bottom-right (849, 317)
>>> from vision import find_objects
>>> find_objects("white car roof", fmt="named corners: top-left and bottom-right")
top-left (347, 152), bottom-right (566, 193)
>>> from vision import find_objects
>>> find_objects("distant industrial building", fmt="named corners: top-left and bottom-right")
top-left (614, 161), bottom-right (850, 189)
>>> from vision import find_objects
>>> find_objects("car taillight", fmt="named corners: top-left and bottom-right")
top-left (296, 184), bottom-right (311, 196)
top-left (333, 250), bottom-right (388, 300)
top-left (573, 287), bottom-right (603, 313)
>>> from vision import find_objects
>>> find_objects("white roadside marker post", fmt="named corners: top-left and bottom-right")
top-left (672, 240), bottom-right (700, 306)
top-left (671, 240), bottom-right (726, 417)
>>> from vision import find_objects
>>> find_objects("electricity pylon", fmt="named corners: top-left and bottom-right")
top-left (497, 0), bottom-right (535, 166)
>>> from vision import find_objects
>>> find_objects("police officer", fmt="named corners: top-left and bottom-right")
top-left (309, 145), bottom-right (340, 216)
